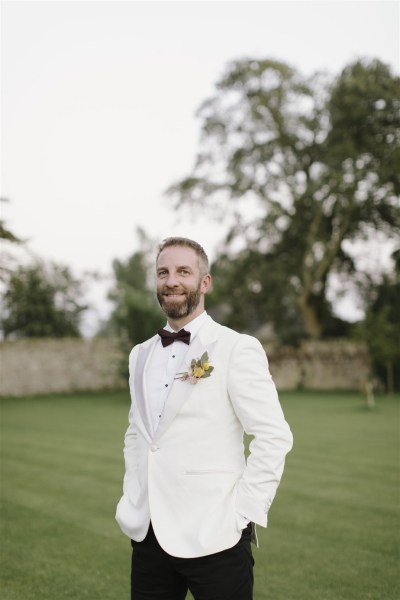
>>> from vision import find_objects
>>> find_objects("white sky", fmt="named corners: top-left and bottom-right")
top-left (1, 0), bottom-right (399, 333)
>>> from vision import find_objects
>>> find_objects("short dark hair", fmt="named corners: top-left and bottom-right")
top-left (157, 237), bottom-right (209, 274)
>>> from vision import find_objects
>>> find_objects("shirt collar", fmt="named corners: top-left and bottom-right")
top-left (165, 311), bottom-right (208, 340)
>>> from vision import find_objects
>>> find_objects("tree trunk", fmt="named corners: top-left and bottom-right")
top-left (386, 361), bottom-right (394, 394)
top-left (297, 292), bottom-right (322, 339)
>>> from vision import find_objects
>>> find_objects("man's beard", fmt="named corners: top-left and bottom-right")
top-left (157, 285), bottom-right (202, 320)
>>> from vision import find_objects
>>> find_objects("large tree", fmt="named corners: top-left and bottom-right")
top-left (1, 262), bottom-right (87, 338)
top-left (168, 58), bottom-right (400, 338)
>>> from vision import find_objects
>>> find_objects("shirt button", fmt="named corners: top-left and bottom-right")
top-left (165, 384), bottom-right (168, 387)
top-left (150, 444), bottom-right (158, 452)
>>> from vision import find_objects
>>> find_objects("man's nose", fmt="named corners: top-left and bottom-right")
top-left (165, 272), bottom-right (179, 287)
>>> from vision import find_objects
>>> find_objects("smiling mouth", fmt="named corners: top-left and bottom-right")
top-left (163, 293), bottom-right (185, 299)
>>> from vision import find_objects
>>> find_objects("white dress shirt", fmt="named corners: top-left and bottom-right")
top-left (146, 311), bottom-right (208, 435)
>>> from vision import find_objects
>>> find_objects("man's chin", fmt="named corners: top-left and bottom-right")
top-left (158, 289), bottom-right (201, 320)
top-left (161, 300), bottom-right (189, 319)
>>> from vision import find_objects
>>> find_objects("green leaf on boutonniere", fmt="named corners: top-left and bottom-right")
top-left (175, 351), bottom-right (214, 384)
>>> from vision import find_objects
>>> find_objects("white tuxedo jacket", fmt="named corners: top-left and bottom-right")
top-left (115, 316), bottom-right (293, 558)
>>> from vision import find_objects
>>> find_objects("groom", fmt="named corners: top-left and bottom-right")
top-left (116, 237), bottom-right (293, 600)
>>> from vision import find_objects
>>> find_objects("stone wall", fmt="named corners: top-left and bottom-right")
top-left (268, 340), bottom-right (370, 391)
top-left (0, 337), bottom-right (370, 397)
top-left (0, 338), bottom-right (126, 397)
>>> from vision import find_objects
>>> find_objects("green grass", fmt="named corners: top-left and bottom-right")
top-left (1, 390), bottom-right (399, 599)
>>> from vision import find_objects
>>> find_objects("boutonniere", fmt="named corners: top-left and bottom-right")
top-left (175, 352), bottom-right (214, 384)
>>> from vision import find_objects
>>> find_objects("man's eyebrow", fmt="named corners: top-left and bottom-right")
top-left (157, 264), bottom-right (194, 272)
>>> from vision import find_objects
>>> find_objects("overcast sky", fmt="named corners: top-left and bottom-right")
top-left (1, 0), bottom-right (399, 333)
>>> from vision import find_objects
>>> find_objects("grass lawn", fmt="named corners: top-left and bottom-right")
top-left (0, 390), bottom-right (399, 599)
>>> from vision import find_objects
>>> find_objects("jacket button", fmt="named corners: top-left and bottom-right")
top-left (150, 444), bottom-right (159, 452)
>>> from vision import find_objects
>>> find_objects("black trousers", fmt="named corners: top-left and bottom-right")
top-left (131, 522), bottom-right (254, 600)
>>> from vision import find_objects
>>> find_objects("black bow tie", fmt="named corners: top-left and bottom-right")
top-left (158, 328), bottom-right (191, 347)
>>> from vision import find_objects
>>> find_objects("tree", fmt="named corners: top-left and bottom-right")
top-left (0, 197), bottom-right (24, 283)
top-left (206, 247), bottom-right (351, 344)
top-left (168, 58), bottom-right (400, 339)
top-left (357, 250), bottom-right (400, 393)
top-left (0, 261), bottom-right (87, 338)
top-left (104, 229), bottom-right (164, 358)
top-left (0, 198), bottom-right (21, 244)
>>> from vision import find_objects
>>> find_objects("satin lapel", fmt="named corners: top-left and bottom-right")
top-left (154, 318), bottom-right (219, 441)
top-left (133, 338), bottom-right (158, 440)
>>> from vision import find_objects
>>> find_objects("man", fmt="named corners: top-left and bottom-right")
top-left (116, 237), bottom-right (293, 600)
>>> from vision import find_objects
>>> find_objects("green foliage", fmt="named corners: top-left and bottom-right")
top-left (0, 209), bottom-right (21, 243)
top-left (0, 197), bottom-right (24, 284)
top-left (1, 391), bottom-right (399, 599)
top-left (168, 58), bottom-right (400, 340)
top-left (357, 251), bottom-right (400, 392)
top-left (207, 249), bottom-right (352, 344)
top-left (327, 60), bottom-right (400, 189)
top-left (0, 262), bottom-right (87, 338)
top-left (104, 229), bottom-right (164, 368)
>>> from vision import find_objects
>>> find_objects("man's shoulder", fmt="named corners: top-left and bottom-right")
top-left (209, 318), bottom-right (261, 347)
top-left (216, 322), bottom-right (242, 341)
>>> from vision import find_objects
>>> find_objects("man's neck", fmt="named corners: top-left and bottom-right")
top-left (168, 309), bottom-right (206, 332)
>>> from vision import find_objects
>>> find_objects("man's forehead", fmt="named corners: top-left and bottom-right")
top-left (157, 245), bottom-right (198, 266)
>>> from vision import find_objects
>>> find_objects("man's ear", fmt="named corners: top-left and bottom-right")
top-left (202, 274), bottom-right (212, 293)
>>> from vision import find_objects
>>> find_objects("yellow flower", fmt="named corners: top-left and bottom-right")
top-left (175, 351), bottom-right (214, 384)
top-left (193, 366), bottom-right (205, 378)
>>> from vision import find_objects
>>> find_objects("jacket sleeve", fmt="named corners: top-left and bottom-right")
top-left (227, 334), bottom-right (293, 527)
top-left (122, 345), bottom-right (140, 494)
